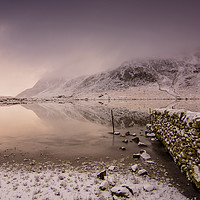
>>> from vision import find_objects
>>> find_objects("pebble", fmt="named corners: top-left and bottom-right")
top-left (131, 164), bottom-right (138, 172)
top-left (138, 142), bottom-right (148, 147)
top-left (143, 184), bottom-right (155, 192)
top-left (138, 169), bottom-right (148, 176)
top-left (146, 133), bottom-right (156, 137)
top-left (99, 180), bottom-right (109, 190)
top-left (108, 166), bottom-right (115, 171)
top-left (133, 154), bottom-right (140, 158)
top-left (119, 147), bottom-right (126, 151)
top-left (111, 186), bottom-right (131, 198)
top-left (97, 170), bottom-right (106, 180)
top-left (58, 175), bottom-right (65, 180)
top-left (125, 131), bottom-right (130, 136)
top-left (146, 161), bottom-right (154, 164)
top-left (140, 151), bottom-right (151, 160)
top-left (132, 137), bottom-right (140, 143)
top-left (55, 191), bottom-right (60, 196)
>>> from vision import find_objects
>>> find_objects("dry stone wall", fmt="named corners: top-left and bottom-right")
top-left (148, 109), bottom-right (200, 190)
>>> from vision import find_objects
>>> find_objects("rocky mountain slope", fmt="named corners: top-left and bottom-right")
top-left (17, 53), bottom-right (200, 99)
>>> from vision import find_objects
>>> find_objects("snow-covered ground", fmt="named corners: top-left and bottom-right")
top-left (0, 160), bottom-right (189, 200)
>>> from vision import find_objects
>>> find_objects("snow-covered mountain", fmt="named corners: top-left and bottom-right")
top-left (17, 53), bottom-right (200, 99)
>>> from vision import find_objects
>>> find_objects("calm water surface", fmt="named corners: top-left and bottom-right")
top-left (0, 100), bottom-right (199, 159)
top-left (0, 100), bottom-right (200, 198)
top-left (0, 102), bottom-right (147, 159)
top-left (0, 99), bottom-right (199, 159)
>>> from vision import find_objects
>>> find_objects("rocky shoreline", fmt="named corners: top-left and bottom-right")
top-left (0, 158), bottom-right (189, 200)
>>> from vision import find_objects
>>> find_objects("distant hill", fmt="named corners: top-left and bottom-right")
top-left (17, 53), bottom-right (200, 99)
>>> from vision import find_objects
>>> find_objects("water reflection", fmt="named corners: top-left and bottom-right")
top-left (0, 100), bottom-right (199, 159)
top-left (23, 102), bottom-right (149, 128)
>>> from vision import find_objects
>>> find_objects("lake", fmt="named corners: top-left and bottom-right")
top-left (0, 99), bottom-right (200, 198)
top-left (0, 99), bottom-right (199, 161)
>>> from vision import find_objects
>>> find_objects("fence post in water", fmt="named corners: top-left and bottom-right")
top-left (111, 109), bottom-right (115, 134)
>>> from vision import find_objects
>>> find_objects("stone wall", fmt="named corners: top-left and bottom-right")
top-left (148, 109), bottom-right (200, 190)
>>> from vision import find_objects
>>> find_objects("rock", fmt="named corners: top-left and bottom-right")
top-left (99, 180), bottom-right (109, 190)
top-left (112, 195), bottom-right (120, 200)
top-left (143, 184), bottom-right (155, 192)
top-left (131, 164), bottom-right (138, 172)
top-left (108, 166), bottom-right (115, 171)
top-left (111, 186), bottom-right (131, 198)
top-left (122, 139), bottom-right (128, 143)
top-left (133, 154), bottom-right (140, 158)
top-left (140, 151), bottom-right (151, 160)
top-left (132, 137), bottom-right (140, 143)
top-left (106, 176), bottom-right (116, 186)
top-left (58, 175), bottom-right (65, 180)
top-left (60, 181), bottom-right (67, 187)
top-left (30, 160), bottom-right (36, 165)
top-left (146, 133), bottom-right (156, 137)
top-left (191, 165), bottom-right (200, 190)
top-left (97, 170), bottom-right (106, 180)
top-left (55, 191), bottom-right (60, 196)
top-left (122, 184), bottom-right (142, 195)
top-left (114, 132), bottom-right (120, 135)
top-left (146, 160), bottom-right (154, 164)
top-left (146, 124), bottom-right (152, 129)
top-left (138, 142), bottom-right (148, 147)
top-left (138, 169), bottom-right (148, 176)
top-left (125, 131), bottom-right (130, 136)
top-left (119, 147), bottom-right (126, 150)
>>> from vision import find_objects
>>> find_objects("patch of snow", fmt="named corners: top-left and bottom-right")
top-left (0, 162), bottom-right (189, 200)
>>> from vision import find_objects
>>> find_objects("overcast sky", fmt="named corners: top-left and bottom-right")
top-left (0, 0), bottom-right (200, 96)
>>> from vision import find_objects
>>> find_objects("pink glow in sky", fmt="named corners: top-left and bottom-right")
top-left (0, 0), bottom-right (200, 96)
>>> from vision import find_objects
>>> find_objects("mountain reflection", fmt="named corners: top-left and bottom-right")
top-left (23, 102), bottom-right (149, 128)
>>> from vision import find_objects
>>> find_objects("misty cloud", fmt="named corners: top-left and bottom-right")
top-left (0, 0), bottom-right (200, 96)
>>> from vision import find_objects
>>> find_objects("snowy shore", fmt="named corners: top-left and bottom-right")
top-left (0, 159), bottom-right (190, 200)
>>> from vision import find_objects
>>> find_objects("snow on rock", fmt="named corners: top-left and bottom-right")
top-left (140, 150), bottom-right (151, 160)
top-left (131, 164), bottom-right (138, 172)
top-left (146, 133), bottom-right (156, 137)
top-left (138, 142), bottom-right (148, 147)
top-left (191, 165), bottom-right (200, 188)
top-left (108, 166), bottom-right (116, 171)
top-left (143, 184), bottom-right (155, 192)
top-left (111, 186), bottom-right (131, 198)
top-left (138, 169), bottom-right (148, 176)
top-left (99, 180), bottom-right (109, 190)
